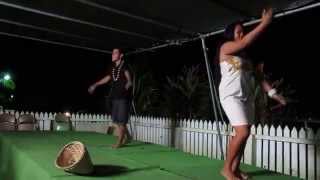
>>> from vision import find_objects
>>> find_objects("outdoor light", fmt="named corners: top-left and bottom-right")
top-left (64, 112), bottom-right (71, 117)
top-left (4, 74), bottom-right (11, 81)
top-left (10, 94), bottom-right (14, 99)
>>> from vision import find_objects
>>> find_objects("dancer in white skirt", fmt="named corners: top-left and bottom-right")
top-left (218, 9), bottom-right (286, 180)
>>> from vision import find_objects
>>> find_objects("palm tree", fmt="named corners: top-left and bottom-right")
top-left (161, 65), bottom-right (211, 119)
top-left (129, 64), bottom-right (160, 115)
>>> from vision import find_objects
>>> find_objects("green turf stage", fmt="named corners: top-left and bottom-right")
top-left (0, 132), bottom-right (300, 180)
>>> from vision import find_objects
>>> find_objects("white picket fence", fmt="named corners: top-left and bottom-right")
top-left (0, 109), bottom-right (113, 132)
top-left (1, 110), bottom-right (319, 180)
top-left (132, 116), bottom-right (320, 180)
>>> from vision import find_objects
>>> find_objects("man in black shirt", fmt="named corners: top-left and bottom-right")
top-left (88, 48), bottom-right (132, 148)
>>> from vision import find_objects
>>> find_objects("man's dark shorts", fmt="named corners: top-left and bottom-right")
top-left (111, 99), bottom-right (129, 125)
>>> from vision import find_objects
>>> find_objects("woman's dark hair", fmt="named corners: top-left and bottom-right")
top-left (213, 21), bottom-right (244, 83)
top-left (223, 21), bottom-right (243, 41)
top-left (214, 21), bottom-right (244, 63)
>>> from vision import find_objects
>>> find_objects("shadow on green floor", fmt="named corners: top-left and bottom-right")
top-left (53, 165), bottom-right (160, 178)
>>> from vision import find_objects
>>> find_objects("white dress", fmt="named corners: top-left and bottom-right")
top-left (219, 56), bottom-right (255, 126)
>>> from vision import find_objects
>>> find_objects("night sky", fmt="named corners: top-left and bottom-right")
top-left (1, 6), bottom-right (319, 118)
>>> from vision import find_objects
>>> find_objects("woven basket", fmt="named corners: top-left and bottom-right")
top-left (55, 141), bottom-right (93, 175)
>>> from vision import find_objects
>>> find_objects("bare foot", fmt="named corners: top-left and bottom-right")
top-left (121, 135), bottom-right (129, 145)
top-left (221, 168), bottom-right (241, 180)
top-left (235, 170), bottom-right (250, 180)
top-left (111, 144), bottom-right (122, 149)
top-left (122, 134), bottom-right (133, 145)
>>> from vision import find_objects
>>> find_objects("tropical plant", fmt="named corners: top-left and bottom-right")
top-left (129, 64), bottom-right (160, 115)
top-left (161, 65), bottom-right (211, 119)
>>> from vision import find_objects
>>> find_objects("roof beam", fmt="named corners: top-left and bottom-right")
top-left (203, 1), bottom-right (320, 38)
top-left (209, 0), bottom-right (253, 18)
top-left (0, 31), bottom-right (111, 54)
top-left (0, 0), bottom-right (162, 42)
top-left (127, 2), bottom-right (320, 55)
top-left (0, 18), bottom-right (95, 41)
top-left (73, 0), bottom-right (197, 36)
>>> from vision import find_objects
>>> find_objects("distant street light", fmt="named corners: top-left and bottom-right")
top-left (64, 112), bottom-right (71, 117)
top-left (0, 73), bottom-right (15, 90)
top-left (4, 74), bottom-right (11, 81)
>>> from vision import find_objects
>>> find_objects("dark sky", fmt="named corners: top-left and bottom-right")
top-left (1, 6), bottom-right (320, 118)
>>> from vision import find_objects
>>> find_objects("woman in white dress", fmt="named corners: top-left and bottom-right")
top-left (218, 9), bottom-right (286, 180)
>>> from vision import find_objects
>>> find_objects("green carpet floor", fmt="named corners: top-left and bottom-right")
top-left (0, 132), bottom-right (300, 180)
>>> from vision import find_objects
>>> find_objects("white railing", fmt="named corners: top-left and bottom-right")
top-left (132, 117), bottom-right (320, 180)
top-left (0, 109), bottom-right (112, 132)
top-left (1, 110), bottom-right (319, 180)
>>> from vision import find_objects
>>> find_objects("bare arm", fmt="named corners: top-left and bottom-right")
top-left (94, 75), bottom-right (111, 86)
top-left (256, 63), bottom-right (287, 105)
top-left (261, 80), bottom-right (286, 106)
top-left (124, 70), bottom-right (133, 90)
top-left (88, 75), bottom-right (111, 94)
top-left (221, 9), bottom-right (273, 55)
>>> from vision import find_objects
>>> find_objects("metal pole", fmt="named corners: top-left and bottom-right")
top-left (0, 31), bottom-right (111, 54)
top-left (200, 37), bottom-right (224, 159)
top-left (130, 72), bottom-right (139, 140)
top-left (73, 0), bottom-right (196, 36)
top-left (0, 0), bottom-right (160, 41)
top-left (131, 101), bottom-right (138, 140)
top-left (208, 63), bottom-right (225, 122)
top-left (127, 2), bottom-right (320, 55)
top-left (126, 41), bottom-right (180, 55)
top-left (202, 2), bottom-right (320, 38)
top-left (0, 19), bottom-right (95, 41)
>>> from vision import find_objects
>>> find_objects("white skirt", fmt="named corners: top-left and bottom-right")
top-left (220, 97), bottom-right (255, 126)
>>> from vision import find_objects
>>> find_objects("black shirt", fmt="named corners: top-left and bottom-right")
top-left (107, 62), bottom-right (132, 100)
